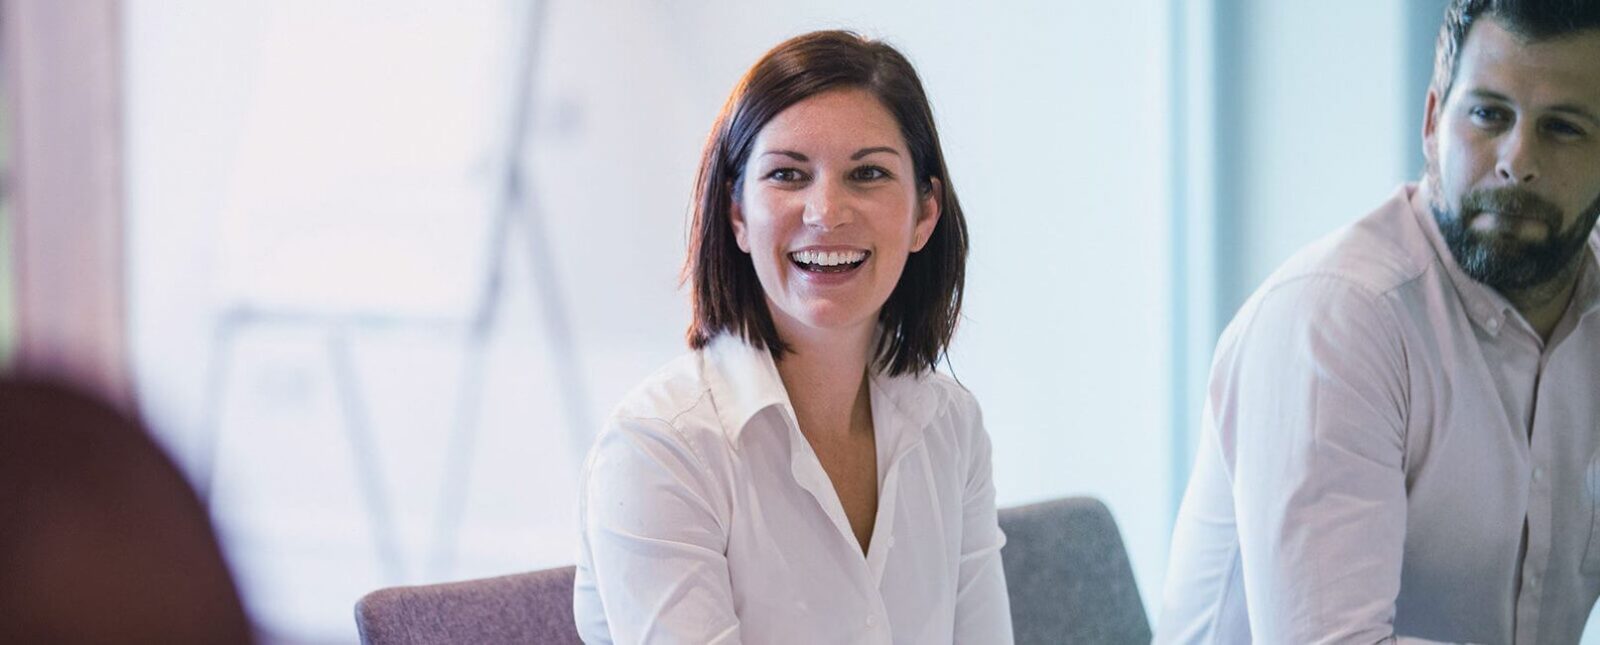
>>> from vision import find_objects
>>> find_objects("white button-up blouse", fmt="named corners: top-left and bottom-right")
top-left (573, 334), bottom-right (1013, 644)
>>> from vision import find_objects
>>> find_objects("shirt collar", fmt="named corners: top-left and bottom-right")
top-left (1411, 184), bottom-right (1600, 336)
top-left (1409, 184), bottom-right (1512, 337)
top-left (1575, 233), bottom-right (1600, 319)
top-left (701, 333), bottom-right (792, 444)
top-left (700, 332), bottom-right (948, 445)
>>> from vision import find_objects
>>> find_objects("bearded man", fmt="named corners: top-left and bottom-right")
top-left (1157, 1), bottom-right (1600, 643)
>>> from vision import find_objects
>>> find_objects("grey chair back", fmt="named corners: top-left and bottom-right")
top-left (999, 496), bottom-right (1151, 645)
top-left (355, 496), bottom-right (1149, 644)
top-left (355, 566), bottom-right (580, 645)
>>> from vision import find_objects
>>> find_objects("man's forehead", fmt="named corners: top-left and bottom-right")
top-left (1453, 18), bottom-right (1600, 106)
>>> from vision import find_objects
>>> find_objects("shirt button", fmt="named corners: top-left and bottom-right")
top-left (866, 615), bottom-right (877, 628)
top-left (1486, 318), bottom-right (1501, 332)
top-left (1534, 468), bottom-right (1544, 482)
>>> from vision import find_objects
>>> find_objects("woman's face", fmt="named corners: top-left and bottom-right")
top-left (732, 88), bottom-right (941, 347)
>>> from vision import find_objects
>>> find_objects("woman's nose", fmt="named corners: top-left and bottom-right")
top-left (802, 178), bottom-right (854, 230)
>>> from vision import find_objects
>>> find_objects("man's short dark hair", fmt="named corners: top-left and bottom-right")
top-left (684, 30), bottom-right (968, 377)
top-left (1431, 0), bottom-right (1600, 105)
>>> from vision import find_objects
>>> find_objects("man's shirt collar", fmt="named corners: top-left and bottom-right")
top-left (1408, 183), bottom-right (1600, 338)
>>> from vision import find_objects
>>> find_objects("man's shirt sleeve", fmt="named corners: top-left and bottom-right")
top-left (1219, 275), bottom-right (1411, 643)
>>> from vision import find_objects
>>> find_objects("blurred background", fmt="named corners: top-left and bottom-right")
top-left (22, 0), bottom-right (1586, 643)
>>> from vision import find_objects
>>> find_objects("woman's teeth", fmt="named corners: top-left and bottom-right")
top-left (789, 249), bottom-right (868, 267)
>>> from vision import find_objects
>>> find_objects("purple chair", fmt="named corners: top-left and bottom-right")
top-left (355, 566), bottom-right (581, 645)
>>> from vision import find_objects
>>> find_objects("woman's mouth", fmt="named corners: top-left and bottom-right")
top-left (789, 249), bottom-right (870, 274)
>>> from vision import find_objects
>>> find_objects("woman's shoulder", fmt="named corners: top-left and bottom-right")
top-left (906, 369), bottom-right (980, 417)
top-left (599, 351), bottom-right (731, 459)
top-left (904, 371), bottom-right (995, 477)
top-left (879, 368), bottom-right (984, 441)
top-left (610, 352), bottom-right (708, 420)
top-left (923, 370), bottom-right (978, 410)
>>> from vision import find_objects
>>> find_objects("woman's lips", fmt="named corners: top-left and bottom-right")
top-left (789, 249), bottom-right (870, 283)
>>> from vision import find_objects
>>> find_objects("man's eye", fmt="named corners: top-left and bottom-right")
top-left (1469, 106), bottom-right (1509, 126)
top-left (851, 166), bottom-right (890, 181)
top-left (1544, 118), bottom-right (1586, 139)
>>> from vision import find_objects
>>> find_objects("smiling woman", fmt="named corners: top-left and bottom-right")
top-left (573, 30), bottom-right (1012, 644)
top-left (730, 87), bottom-right (942, 369)
top-left (684, 32), bottom-right (967, 378)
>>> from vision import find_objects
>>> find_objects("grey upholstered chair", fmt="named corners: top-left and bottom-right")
top-left (355, 496), bottom-right (1148, 644)
top-left (998, 496), bottom-right (1151, 645)
top-left (355, 566), bottom-right (580, 645)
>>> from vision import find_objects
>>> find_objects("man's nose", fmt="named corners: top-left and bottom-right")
top-left (1496, 123), bottom-right (1542, 185)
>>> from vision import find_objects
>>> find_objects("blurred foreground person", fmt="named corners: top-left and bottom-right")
top-left (572, 30), bottom-right (1012, 644)
top-left (0, 378), bottom-right (252, 644)
top-left (1158, 1), bottom-right (1600, 643)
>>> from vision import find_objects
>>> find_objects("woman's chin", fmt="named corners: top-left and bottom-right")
top-left (772, 301), bottom-right (881, 340)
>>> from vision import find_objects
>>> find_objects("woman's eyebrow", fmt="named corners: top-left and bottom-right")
top-left (851, 146), bottom-right (900, 160)
top-left (762, 150), bottom-right (808, 161)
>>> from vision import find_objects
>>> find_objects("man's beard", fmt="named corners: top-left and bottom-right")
top-left (1428, 166), bottom-right (1600, 293)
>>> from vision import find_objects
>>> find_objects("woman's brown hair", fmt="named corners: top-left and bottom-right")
top-left (684, 30), bottom-right (967, 377)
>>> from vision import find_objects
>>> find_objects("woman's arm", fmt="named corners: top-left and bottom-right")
top-left (579, 416), bottom-right (741, 645)
top-left (953, 397), bottom-right (1016, 644)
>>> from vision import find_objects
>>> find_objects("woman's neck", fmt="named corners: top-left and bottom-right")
top-left (772, 321), bottom-right (875, 441)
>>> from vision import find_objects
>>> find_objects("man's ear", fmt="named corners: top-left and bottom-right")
top-left (730, 185), bottom-right (751, 253)
top-left (911, 177), bottom-right (942, 253)
top-left (1422, 89), bottom-right (1442, 165)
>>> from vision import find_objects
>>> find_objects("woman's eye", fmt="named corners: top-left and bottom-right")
top-left (851, 166), bottom-right (890, 181)
top-left (766, 168), bottom-right (806, 182)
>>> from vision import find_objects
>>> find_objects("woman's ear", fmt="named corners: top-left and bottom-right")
top-left (730, 183), bottom-right (752, 253)
top-left (911, 177), bottom-right (942, 252)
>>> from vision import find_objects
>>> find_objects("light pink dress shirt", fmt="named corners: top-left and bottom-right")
top-left (1158, 185), bottom-right (1600, 644)
top-left (573, 333), bottom-right (1013, 644)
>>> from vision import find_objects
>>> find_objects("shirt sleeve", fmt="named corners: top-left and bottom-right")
top-left (579, 416), bottom-right (742, 645)
top-left (952, 393), bottom-right (1016, 644)
top-left (1219, 276), bottom-right (1410, 643)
